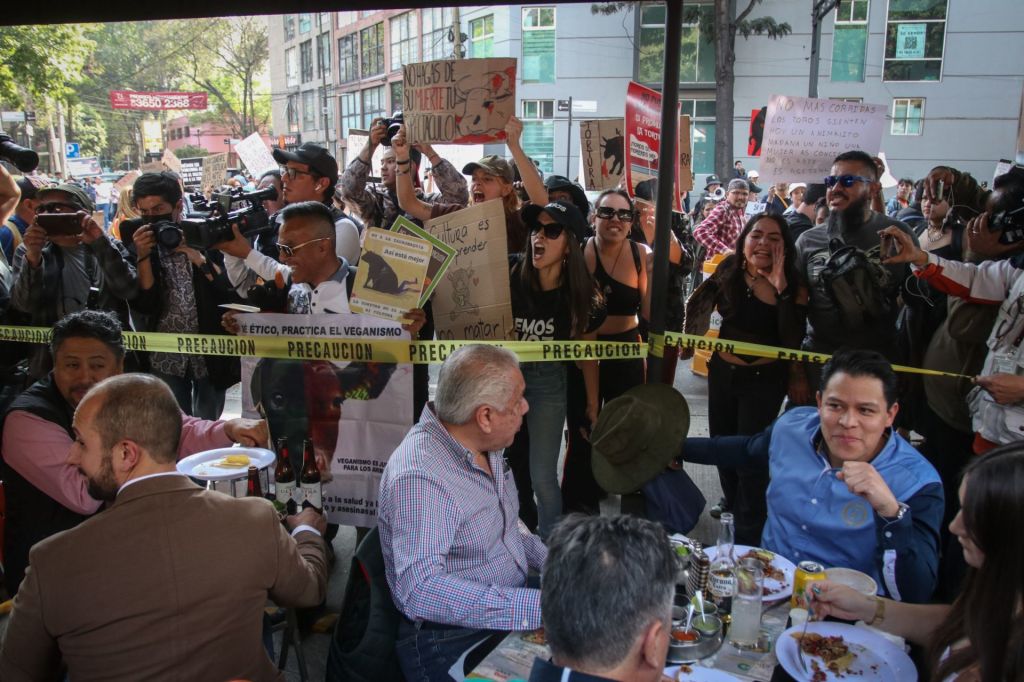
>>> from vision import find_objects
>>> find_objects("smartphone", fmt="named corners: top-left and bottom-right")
top-left (36, 212), bottom-right (84, 236)
top-left (935, 179), bottom-right (945, 202)
top-left (880, 232), bottom-right (900, 259)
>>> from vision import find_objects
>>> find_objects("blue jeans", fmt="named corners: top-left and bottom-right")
top-left (395, 620), bottom-right (501, 682)
top-left (155, 372), bottom-right (226, 421)
top-left (522, 361), bottom-right (567, 539)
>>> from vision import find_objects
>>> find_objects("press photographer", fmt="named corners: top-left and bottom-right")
top-left (126, 171), bottom-right (242, 419)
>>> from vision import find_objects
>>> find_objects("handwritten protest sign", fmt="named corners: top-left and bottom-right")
top-left (425, 199), bottom-right (514, 340)
top-left (580, 119), bottom-right (624, 191)
top-left (238, 312), bottom-right (412, 527)
top-left (351, 228), bottom-right (432, 322)
top-left (403, 57), bottom-right (517, 144)
top-left (113, 170), bottom-right (140, 192)
top-left (179, 157), bottom-right (204, 189)
top-left (235, 132), bottom-right (278, 178)
top-left (201, 152), bottom-right (229, 193)
top-left (390, 216), bottom-right (457, 306)
top-left (161, 148), bottom-right (181, 173)
top-left (624, 82), bottom-right (691, 211)
top-left (759, 94), bottom-right (886, 183)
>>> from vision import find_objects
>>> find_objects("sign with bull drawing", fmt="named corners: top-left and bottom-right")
top-left (579, 119), bottom-right (624, 191)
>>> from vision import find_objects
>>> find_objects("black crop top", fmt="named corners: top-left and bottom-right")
top-left (590, 239), bottom-right (642, 316)
top-left (718, 290), bottom-right (782, 363)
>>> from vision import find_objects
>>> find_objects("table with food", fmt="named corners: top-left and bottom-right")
top-left (467, 535), bottom-right (915, 682)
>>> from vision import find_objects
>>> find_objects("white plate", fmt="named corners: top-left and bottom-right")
top-left (664, 664), bottom-right (741, 681)
top-left (703, 545), bottom-right (796, 602)
top-left (177, 447), bottom-right (275, 481)
top-left (776, 622), bottom-right (916, 681)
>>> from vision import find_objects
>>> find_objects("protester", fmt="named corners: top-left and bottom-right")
top-left (0, 373), bottom-right (326, 681)
top-left (886, 177), bottom-right (915, 217)
top-left (733, 160), bottom-right (747, 179)
top-left (783, 182), bottom-right (825, 242)
top-left (693, 178), bottom-right (749, 259)
top-left (762, 181), bottom-right (790, 215)
top-left (543, 174), bottom-right (591, 223)
top-left (531, 515), bottom-right (676, 682)
top-left (107, 186), bottom-right (139, 241)
top-left (0, 310), bottom-right (266, 595)
top-left (682, 213), bottom-right (808, 545)
top-left (379, 344), bottom-right (546, 682)
top-left (746, 169), bottom-right (763, 195)
top-left (784, 183), bottom-right (806, 215)
top-left (689, 174), bottom-right (721, 223)
top-left (94, 175), bottom-right (114, 228)
top-left (810, 443), bottom-right (1024, 681)
top-left (2, 175), bottom-right (43, 264)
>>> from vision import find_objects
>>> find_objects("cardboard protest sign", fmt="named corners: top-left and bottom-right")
top-left (161, 148), bottom-right (181, 173)
top-left (201, 152), bottom-right (229, 193)
top-left (347, 129), bottom-right (385, 179)
top-left (350, 228), bottom-right (432, 322)
top-left (179, 157), bottom-right (204, 189)
top-left (113, 170), bottom-right (140, 192)
top-left (238, 312), bottom-right (412, 527)
top-left (678, 115), bottom-right (693, 192)
top-left (403, 57), bottom-right (517, 144)
top-left (425, 199), bottom-right (514, 340)
top-left (390, 215), bottom-right (457, 307)
top-left (759, 94), bottom-right (886, 183)
top-left (140, 161), bottom-right (164, 173)
top-left (235, 132), bottom-right (278, 178)
top-left (579, 119), bottom-right (624, 191)
top-left (624, 82), bottom-right (690, 211)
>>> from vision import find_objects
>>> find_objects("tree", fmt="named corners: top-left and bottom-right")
top-left (0, 25), bottom-right (94, 105)
top-left (593, 1), bottom-right (790, 179)
top-left (174, 145), bottom-right (209, 158)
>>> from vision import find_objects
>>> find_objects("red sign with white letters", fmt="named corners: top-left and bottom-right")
top-left (109, 91), bottom-right (208, 110)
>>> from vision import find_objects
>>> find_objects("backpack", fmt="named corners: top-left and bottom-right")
top-left (819, 238), bottom-right (890, 331)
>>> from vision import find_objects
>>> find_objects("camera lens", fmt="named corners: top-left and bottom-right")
top-left (157, 225), bottom-right (183, 249)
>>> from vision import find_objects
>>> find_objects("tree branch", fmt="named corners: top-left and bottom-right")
top-left (735, 0), bottom-right (762, 26)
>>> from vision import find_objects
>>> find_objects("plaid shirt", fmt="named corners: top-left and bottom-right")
top-left (379, 404), bottom-right (546, 631)
top-left (693, 202), bottom-right (746, 257)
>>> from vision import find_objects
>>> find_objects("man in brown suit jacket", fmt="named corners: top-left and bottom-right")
top-left (0, 373), bottom-right (329, 682)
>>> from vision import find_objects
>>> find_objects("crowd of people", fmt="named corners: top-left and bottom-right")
top-left (0, 124), bottom-right (1022, 682)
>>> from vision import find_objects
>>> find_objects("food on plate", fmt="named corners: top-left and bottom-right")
top-left (739, 548), bottom-right (785, 582)
top-left (522, 628), bottom-right (547, 645)
top-left (673, 663), bottom-right (694, 681)
top-left (792, 632), bottom-right (856, 675)
top-left (210, 454), bottom-right (251, 469)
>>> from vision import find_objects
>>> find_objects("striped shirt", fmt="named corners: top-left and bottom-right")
top-left (379, 404), bottom-right (546, 631)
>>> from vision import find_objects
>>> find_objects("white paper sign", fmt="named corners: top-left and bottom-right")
top-left (759, 94), bottom-right (886, 184)
top-left (235, 132), bottom-right (278, 178)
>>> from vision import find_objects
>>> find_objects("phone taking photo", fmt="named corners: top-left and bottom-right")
top-left (880, 232), bottom-right (900, 259)
top-left (35, 212), bottom-right (84, 237)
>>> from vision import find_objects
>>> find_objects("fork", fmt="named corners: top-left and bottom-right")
top-left (796, 592), bottom-right (814, 677)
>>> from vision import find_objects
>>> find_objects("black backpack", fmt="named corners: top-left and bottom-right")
top-left (819, 238), bottom-right (890, 331)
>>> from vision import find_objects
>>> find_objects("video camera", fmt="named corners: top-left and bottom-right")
top-left (0, 132), bottom-right (39, 173)
top-left (121, 185), bottom-right (279, 251)
top-left (991, 165), bottom-right (1024, 244)
top-left (378, 112), bottom-right (404, 147)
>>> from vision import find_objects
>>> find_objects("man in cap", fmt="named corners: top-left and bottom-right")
top-left (2, 174), bottom-right (45, 264)
top-left (746, 169), bottom-right (763, 194)
top-left (693, 178), bottom-right (749, 259)
top-left (9, 182), bottom-right (138, 379)
top-left (784, 183), bottom-right (826, 242)
top-left (543, 175), bottom-right (591, 226)
top-left (690, 174), bottom-right (722, 219)
top-left (785, 183), bottom-right (807, 215)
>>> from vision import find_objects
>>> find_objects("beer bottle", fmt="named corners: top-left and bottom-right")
top-left (300, 438), bottom-right (322, 510)
top-left (708, 512), bottom-right (737, 618)
top-left (245, 466), bottom-right (263, 498)
top-left (274, 438), bottom-right (297, 514)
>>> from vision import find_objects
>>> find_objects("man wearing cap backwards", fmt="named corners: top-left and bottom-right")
top-left (379, 344), bottom-right (546, 682)
top-left (9, 182), bottom-right (139, 379)
top-left (339, 117), bottom-right (468, 231)
top-left (693, 178), bottom-right (749, 259)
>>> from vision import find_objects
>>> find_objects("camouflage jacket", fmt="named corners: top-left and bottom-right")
top-left (339, 156), bottom-right (468, 229)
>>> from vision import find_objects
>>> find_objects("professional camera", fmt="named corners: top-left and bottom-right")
top-left (178, 185), bottom-right (278, 250)
top-left (0, 132), bottom-right (39, 173)
top-left (119, 216), bottom-right (186, 251)
top-left (187, 191), bottom-right (212, 213)
top-left (379, 111), bottom-right (404, 147)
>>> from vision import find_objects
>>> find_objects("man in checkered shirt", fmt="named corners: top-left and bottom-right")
top-left (692, 178), bottom-right (750, 259)
top-left (379, 344), bottom-right (546, 682)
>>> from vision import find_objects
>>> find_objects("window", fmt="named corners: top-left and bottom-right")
top-left (286, 94), bottom-right (299, 133)
top-left (298, 13), bottom-right (312, 34)
top-left (339, 93), bottom-right (360, 138)
top-left (522, 8), bottom-right (556, 83)
top-left (360, 23), bottom-right (385, 77)
top-left (300, 40), bottom-right (314, 83)
top-left (421, 8), bottom-right (453, 62)
top-left (680, 99), bottom-right (716, 175)
top-left (184, 126), bottom-right (190, 138)
top-left (361, 86), bottom-right (386, 129)
top-left (285, 47), bottom-right (298, 87)
top-left (469, 15), bottom-right (494, 58)
top-left (832, 0), bottom-right (869, 82)
top-left (338, 34), bottom-right (358, 83)
top-left (884, 0), bottom-right (947, 81)
top-left (316, 32), bottom-right (331, 78)
top-left (283, 15), bottom-right (296, 41)
top-left (391, 13), bottom-right (418, 72)
top-left (891, 97), bottom-right (924, 135)
top-left (638, 3), bottom-right (715, 85)
top-left (337, 11), bottom-right (357, 28)
top-left (521, 100), bottom-right (555, 119)
top-left (302, 90), bottom-right (316, 129)
top-left (319, 87), bottom-right (335, 132)
top-left (390, 81), bottom-right (404, 113)
top-left (521, 100), bottom-right (555, 173)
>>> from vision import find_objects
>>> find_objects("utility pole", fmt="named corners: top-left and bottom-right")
top-left (56, 99), bottom-right (68, 178)
top-left (809, 0), bottom-right (841, 98)
top-left (565, 96), bottom-right (573, 177)
top-left (451, 8), bottom-right (463, 59)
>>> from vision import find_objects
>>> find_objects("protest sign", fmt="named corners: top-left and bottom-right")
top-left (113, 170), bottom-right (140, 192)
top-left (745, 201), bottom-right (767, 219)
top-left (579, 119), bottom-right (624, 191)
top-left (678, 115), bottom-right (693, 192)
top-left (350, 228), bottom-right (432, 322)
top-left (66, 157), bottom-right (102, 178)
top-left (142, 120), bottom-right (163, 154)
top-left (403, 57), bottom-right (517, 144)
top-left (140, 161), bottom-right (164, 173)
top-left (235, 131), bottom-right (278, 178)
top-left (624, 82), bottom-right (689, 211)
top-left (759, 94), bottom-right (886, 183)
top-left (390, 215), bottom-right (457, 306)
top-left (179, 157), bottom-right (204, 189)
top-left (161, 148), bottom-right (181, 173)
top-left (425, 199), bottom-right (514, 341)
top-left (201, 152), bottom-right (229, 193)
top-left (347, 129), bottom-right (385, 178)
top-left (238, 312), bottom-right (413, 527)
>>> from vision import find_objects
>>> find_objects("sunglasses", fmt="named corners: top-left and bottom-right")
top-left (823, 174), bottom-right (874, 189)
top-left (278, 237), bottom-right (330, 257)
top-left (36, 202), bottom-right (81, 214)
top-left (530, 223), bottom-right (566, 239)
top-left (595, 206), bottom-right (635, 222)
top-left (281, 166), bottom-right (317, 180)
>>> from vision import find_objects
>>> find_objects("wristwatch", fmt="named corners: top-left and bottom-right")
top-left (885, 502), bottom-right (909, 522)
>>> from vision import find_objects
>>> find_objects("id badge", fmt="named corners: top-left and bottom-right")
top-left (993, 351), bottom-right (1018, 375)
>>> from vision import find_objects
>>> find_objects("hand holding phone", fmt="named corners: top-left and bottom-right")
top-left (35, 211), bottom-right (86, 237)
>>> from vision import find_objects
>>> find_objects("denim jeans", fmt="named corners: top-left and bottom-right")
top-left (521, 361), bottom-right (567, 539)
top-left (395, 619), bottom-right (501, 682)
top-left (155, 372), bottom-right (226, 421)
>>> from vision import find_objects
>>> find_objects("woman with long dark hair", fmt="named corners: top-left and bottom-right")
top-left (683, 212), bottom-right (807, 545)
top-left (812, 443), bottom-right (1024, 681)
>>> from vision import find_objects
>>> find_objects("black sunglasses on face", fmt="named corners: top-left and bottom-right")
top-left (595, 206), bottom-right (635, 222)
top-left (823, 174), bottom-right (874, 189)
top-left (530, 223), bottom-right (566, 239)
top-left (36, 202), bottom-right (81, 213)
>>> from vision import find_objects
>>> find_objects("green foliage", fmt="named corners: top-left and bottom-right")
top-left (173, 145), bottom-right (209, 159)
top-left (591, 2), bottom-right (633, 15)
top-left (68, 103), bottom-right (107, 157)
top-left (0, 24), bottom-right (95, 105)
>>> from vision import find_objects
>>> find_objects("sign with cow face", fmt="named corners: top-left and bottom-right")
top-left (579, 119), bottom-right (624, 191)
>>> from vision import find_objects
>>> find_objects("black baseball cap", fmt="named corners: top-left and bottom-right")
top-left (36, 183), bottom-right (95, 212)
top-left (704, 174), bottom-right (721, 191)
top-left (272, 142), bottom-right (338, 181)
top-left (543, 175), bottom-right (590, 217)
top-left (522, 200), bottom-right (588, 244)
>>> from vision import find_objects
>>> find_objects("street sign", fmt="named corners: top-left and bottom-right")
top-left (557, 100), bottom-right (571, 112)
top-left (572, 100), bottom-right (598, 114)
top-left (65, 143), bottom-right (81, 158)
top-left (25, 112), bottom-right (36, 122)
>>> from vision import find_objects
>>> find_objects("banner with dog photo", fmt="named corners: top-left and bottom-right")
top-left (237, 312), bottom-right (413, 527)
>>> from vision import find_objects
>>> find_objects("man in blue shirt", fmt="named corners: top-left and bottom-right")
top-left (677, 349), bottom-right (943, 603)
top-left (1, 176), bottom-right (42, 264)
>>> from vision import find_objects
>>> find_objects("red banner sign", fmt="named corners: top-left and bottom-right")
top-left (109, 91), bottom-right (208, 110)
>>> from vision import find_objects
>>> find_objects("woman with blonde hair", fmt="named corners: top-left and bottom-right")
top-left (108, 186), bottom-right (139, 240)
